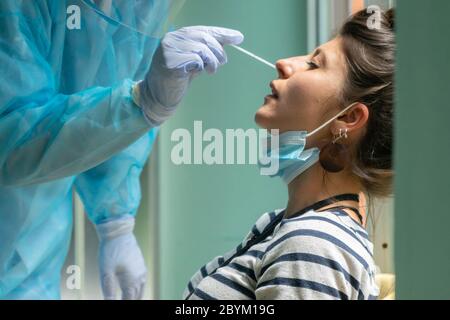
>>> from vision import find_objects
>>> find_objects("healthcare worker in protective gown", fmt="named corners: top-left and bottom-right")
top-left (0, 0), bottom-right (243, 299)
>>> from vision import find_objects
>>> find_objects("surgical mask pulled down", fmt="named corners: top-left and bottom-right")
top-left (259, 103), bottom-right (358, 184)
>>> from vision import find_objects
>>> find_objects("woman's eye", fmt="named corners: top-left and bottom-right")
top-left (306, 61), bottom-right (319, 69)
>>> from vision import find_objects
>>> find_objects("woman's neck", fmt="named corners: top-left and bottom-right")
top-left (285, 163), bottom-right (366, 222)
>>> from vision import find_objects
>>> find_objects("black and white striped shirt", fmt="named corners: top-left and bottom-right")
top-left (183, 208), bottom-right (379, 300)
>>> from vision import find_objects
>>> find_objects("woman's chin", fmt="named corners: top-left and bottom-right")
top-left (254, 106), bottom-right (278, 129)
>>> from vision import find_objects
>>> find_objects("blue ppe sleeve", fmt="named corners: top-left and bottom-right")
top-left (0, 4), bottom-right (154, 187)
top-left (74, 128), bottom-right (158, 224)
top-left (0, 78), bottom-right (152, 187)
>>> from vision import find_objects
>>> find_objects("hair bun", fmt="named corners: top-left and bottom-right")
top-left (385, 8), bottom-right (395, 30)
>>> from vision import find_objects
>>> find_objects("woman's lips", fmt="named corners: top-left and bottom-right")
top-left (269, 81), bottom-right (279, 99)
top-left (263, 81), bottom-right (279, 104)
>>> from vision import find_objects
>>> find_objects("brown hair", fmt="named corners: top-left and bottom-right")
top-left (339, 8), bottom-right (395, 198)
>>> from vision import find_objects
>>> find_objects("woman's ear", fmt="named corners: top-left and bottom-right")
top-left (334, 102), bottom-right (369, 134)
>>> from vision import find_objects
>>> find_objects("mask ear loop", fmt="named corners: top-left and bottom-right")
top-left (306, 102), bottom-right (359, 138)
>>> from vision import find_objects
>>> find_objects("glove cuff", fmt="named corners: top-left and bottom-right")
top-left (133, 80), bottom-right (179, 127)
top-left (132, 82), bottom-right (159, 127)
top-left (96, 216), bottom-right (135, 241)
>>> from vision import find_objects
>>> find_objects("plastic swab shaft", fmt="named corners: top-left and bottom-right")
top-left (230, 45), bottom-right (276, 70)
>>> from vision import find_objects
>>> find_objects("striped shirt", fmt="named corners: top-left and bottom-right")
top-left (183, 208), bottom-right (379, 300)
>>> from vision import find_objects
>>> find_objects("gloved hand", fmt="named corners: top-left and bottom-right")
top-left (133, 26), bottom-right (244, 126)
top-left (96, 217), bottom-right (147, 300)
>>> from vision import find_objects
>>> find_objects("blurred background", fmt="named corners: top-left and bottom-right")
top-left (61, 0), bottom-right (450, 300)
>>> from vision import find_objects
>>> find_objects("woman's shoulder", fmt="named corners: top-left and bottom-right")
top-left (256, 209), bottom-right (379, 300)
top-left (246, 209), bottom-right (285, 239)
top-left (278, 209), bottom-right (370, 242)
top-left (266, 209), bottom-right (376, 272)
top-left (251, 208), bottom-right (368, 242)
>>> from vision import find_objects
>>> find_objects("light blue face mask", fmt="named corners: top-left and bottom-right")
top-left (259, 103), bottom-right (358, 184)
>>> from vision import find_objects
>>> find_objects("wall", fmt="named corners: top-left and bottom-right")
top-left (395, 0), bottom-right (450, 299)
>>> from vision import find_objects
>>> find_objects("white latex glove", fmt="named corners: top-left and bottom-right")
top-left (96, 217), bottom-right (147, 300)
top-left (133, 26), bottom-right (244, 126)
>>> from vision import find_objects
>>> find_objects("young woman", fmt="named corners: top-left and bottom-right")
top-left (184, 8), bottom-right (395, 300)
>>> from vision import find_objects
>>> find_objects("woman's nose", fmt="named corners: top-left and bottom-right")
top-left (276, 59), bottom-right (294, 79)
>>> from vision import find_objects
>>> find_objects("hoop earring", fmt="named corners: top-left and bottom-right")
top-left (319, 129), bottom-right (350, 173)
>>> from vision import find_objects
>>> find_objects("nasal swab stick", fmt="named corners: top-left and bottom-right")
top-left (230, 45), bottom-right (276, 70)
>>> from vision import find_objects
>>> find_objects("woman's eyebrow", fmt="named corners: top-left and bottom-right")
top-left (312, 48), bottom-right (328, 66)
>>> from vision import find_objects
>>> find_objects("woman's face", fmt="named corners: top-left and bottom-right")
top-left (255, 37), bottom-right (348, 146)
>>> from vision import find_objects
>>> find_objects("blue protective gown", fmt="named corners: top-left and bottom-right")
top-left (0, 0), bottom-right (171, 299)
